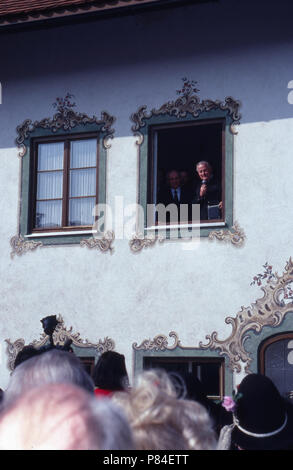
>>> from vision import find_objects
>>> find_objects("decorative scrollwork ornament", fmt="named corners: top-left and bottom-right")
top-left (133, 331), bottom-right (181, 351)
top-left (80, 231), bottom-right (115, 254)
top-left (10, 235), bottom-right (43, 258)
top-left (208, 222), bottom-right (245, 247)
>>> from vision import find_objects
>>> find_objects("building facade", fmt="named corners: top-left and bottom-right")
top-left (1, 0), bottom-right (293, 400)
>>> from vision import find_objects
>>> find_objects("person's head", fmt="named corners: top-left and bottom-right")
top-left (112, 369), bottom-right (217, 450)
top-left (0, 383), bottom-right (134, 450)
top-left (179, 170), bottom-right (190, 186)
top-left (196, 161), bottom-right (212, 181)
top-left (231, 374), bottom-right (293, 450)
top-left (166, 170), bottom-right (181, 189)
top-left (4, 349), bottom-right (94, 407)
top-left (93, 351), bottom-right (128, 391)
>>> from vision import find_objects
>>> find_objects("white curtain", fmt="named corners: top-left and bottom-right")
top-left (36, 139), bottom-right (97, 228)
top-left (69, 168), bottom-right (96, 197)
top-left (69, 139), bottom-right (97, 226)
top-left (36, 200), bottom-right (62, 228)
top-left (70, 139), bottom-right (97, 168)
top-left (38, 142), bottom-right (64, 170)
top-left (37, 171), bottom-right (63, 200)
top-left (69, 197), bottom-right (95, 226)
top-left (36, 142), bottom-right (64, 228)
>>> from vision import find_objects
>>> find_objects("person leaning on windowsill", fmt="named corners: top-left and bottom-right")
top-left (191, 161), bottom-right (222, 221)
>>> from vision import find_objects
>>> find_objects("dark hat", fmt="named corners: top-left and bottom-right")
top-left (41, 315), bottom-right (59, 335)
top-left (231, 374), bottom-right (293, 450)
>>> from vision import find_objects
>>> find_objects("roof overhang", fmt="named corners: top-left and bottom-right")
top-left (0, 0), bottom-right (215, 32)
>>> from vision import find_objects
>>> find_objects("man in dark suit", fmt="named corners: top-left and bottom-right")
top-left (157, 170), bottom-right (190, 223)
top-left (192, 161), bottom-right (222, 221)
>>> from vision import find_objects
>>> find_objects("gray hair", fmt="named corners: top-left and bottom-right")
top-left (88, 393), bottom-right (134, 450)
top-left (0, 383), bottom-right (134, 450)
top-left (3, 349), bottom-right (94, 407)
top-left (196, 161), bottom-right (212, 171)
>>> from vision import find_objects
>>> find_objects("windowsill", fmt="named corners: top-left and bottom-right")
top-left (146, 221), bottom-right (226, 231)
top-left (25, 230), bottom-right (95, 238)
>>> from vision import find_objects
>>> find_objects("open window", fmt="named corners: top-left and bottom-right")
top-left (149, 119), bottom-right (225, 226)
top-left (131, 85), bottom-right (239, 238)
top-left (132, 332), bottom-right (233, 397)
top-left (143, 356), bottom-right (224, 400)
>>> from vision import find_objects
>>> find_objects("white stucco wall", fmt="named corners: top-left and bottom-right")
top-left (0, 0), bottom-right (293, 388)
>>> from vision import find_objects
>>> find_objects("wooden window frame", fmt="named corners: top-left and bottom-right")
top-left (30, 132), bottom-right (99, 233)
top-left (258, 332), bottom-right (293, 375)
top-left (143, 355), bottom-right (225, 400)
top-left (148, 118), bottom-right (226, 226)
top-left (133, 106), bottom-right (235, 239)
top-left (17, 106), bottom-right (114, 248)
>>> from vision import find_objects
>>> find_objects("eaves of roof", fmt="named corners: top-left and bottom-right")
top-left (0, 0), bottom-right (212, 29)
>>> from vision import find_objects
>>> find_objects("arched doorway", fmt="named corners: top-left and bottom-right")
top-left (259, 332), bottom-right (293, 398)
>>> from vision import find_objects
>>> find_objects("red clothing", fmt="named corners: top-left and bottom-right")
top-left (94, 388), bottom-right (113, 398)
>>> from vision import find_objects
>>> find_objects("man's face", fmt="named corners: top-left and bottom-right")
top-left (180, 171), bottom-right (189, 185)
top-left (196, 164), bottom-right (211, 181)
top-left (167, 171), bottom-right (181, 189)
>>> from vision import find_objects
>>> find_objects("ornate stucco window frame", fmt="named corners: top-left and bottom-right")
top-left (132, 331), bottom-right (233, 397)
top-left (130, 86), bottom-right (244, 248)
top-left (12, 97), bottom-right (115, 255)
top-left (5, 314), bottom-right (115, 372)
top-left (198, 258), bottom-right (293, 375)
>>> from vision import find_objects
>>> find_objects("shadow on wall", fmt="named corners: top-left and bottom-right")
top-left (0, 0), bottom-right (293, 145)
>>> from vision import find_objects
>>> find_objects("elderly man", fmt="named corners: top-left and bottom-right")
top-left (192, 161), bottom-right (222, 221)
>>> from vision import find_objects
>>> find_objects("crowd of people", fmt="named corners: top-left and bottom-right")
top-left (0, 345), bottom-right (292, 450)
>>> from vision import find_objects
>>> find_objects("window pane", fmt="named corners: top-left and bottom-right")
top-left (69, 197), bottom-right (95, 226)
top-left (36, 200), bottom-right (62, 228)
top-left (38, 143), bottom-right (64, 170)
top-left (143, 357), bottom-right (222, 399)
top-left (195, 363), bottom-right (220, 396)
top-left (70, 139), bottom-right (97, 168)
top-left (70, 168), bottom-right (96, 197)
top-left (37, 171), bottom-right (63, 200)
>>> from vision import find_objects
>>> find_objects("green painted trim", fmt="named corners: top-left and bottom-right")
top-left (71, 344), bottom-right (101, 364)
top-left (244, 311), bottom-right (293, 374)
top-left (20, 123), bottom-right (109, 246)
top-left (137, 110), bottom-right (234, 238)
top-left (133, 346), bottom-right (233, 395)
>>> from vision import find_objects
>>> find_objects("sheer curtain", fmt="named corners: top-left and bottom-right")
top-left (36, 142), bottom-right (64, 228)
top-left (35, 139), bottom-right (97, 228)
top-left (70, 139), bottom-right (97, 168)
top-left (69, 139), bottom-right (97, 226)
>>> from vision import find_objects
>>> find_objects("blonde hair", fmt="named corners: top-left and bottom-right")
top-left (113, 369), bottom-right (217, 450)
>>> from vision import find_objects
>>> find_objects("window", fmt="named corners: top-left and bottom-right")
top-left (143, 356), bottom-right (224, 400)
top-left (150, 119), bottom-right (225, 226)
top-left (17, 102), bottom-right (114, 247)
top-left (32, 134), bottom-right (98, 232)
top-left (259, 333), bottom-right (293, 398)
top-left (131, 90), bottom-right (239, 238)
top-left (79, 356), bottom-right (96, 377)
